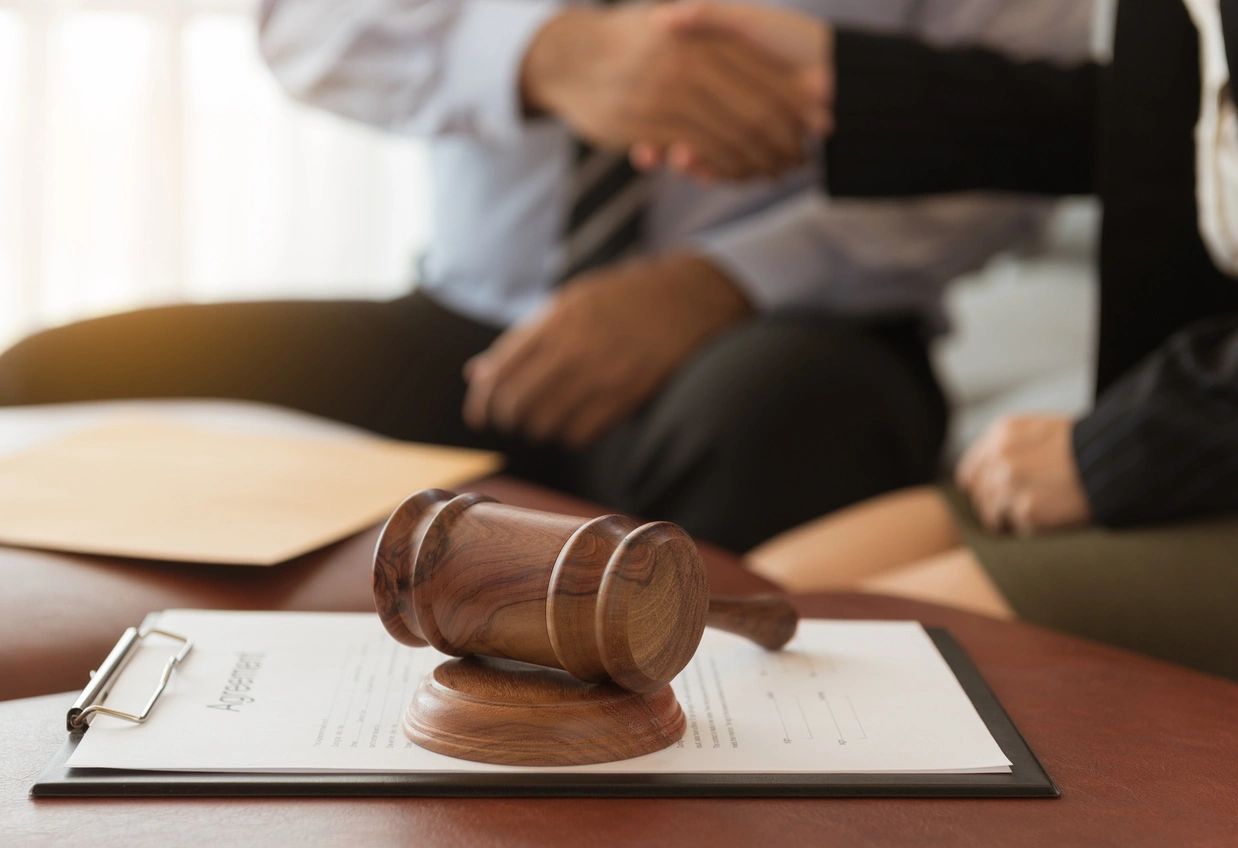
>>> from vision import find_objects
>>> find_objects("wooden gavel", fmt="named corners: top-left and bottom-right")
top-left (373, 489), bottom-right (798, 694)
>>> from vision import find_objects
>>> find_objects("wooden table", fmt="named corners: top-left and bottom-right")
top-left (6, 592), bottom-right (1237, 848)
top-left (0, 475), bottom-right (765, 701)
top-left (0, 401), bottom-right (764, 701)
top-left (4, 402), bottom-right (1237, 845)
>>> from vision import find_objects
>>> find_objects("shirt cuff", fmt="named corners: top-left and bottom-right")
top-left (1071, 400), bottom-right (1131, 527)
top-left (442, 0), bottom-right (562, 141)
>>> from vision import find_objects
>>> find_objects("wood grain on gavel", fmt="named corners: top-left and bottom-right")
top-left (373, 489), bottom-right (798, 693)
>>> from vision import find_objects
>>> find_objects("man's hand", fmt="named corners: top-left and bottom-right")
top-left (463, 255), bottom-right (752, 448)
top-left (521, 3), bottom-right (828, 180)
top-left (631, 2), bottom-right (835, 181)
top-left (956, 414), bottom-right (1093, 535)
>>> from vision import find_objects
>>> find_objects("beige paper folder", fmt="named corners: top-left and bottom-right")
top-left (0, 418), bottom-right (502, 565)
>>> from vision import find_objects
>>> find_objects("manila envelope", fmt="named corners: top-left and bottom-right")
top-left (0, 418), bottom-right (502, 565)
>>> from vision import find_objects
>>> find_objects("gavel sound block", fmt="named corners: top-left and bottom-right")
top-left (373, 489), bottom-right (799, 767)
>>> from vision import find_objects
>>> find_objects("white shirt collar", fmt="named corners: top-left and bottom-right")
top-left (1182, 0), bottom-right (1238, 276)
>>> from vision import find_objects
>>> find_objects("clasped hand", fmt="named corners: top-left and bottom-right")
top-left (463, 256), bottom-right (751, 448)
top-left (468, 3), bottom-right (831, 448)
top-left (523, 1), bottom-right (832, 181)
top-left (956, 415), bottom-right (1093, 535)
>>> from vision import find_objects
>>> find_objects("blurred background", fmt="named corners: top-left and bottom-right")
top-left (0, 0), bottom-right (429, 349)
top-left (1, 0), bottom-right (1113, 457)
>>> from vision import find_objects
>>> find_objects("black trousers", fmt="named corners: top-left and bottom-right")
top-left (0, 292), bottom-right (947, 551)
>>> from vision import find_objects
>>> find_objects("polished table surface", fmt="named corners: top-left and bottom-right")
top-left (0, 401), bottom-right (765, 701)
top-left (6, 592), bottom-right (1238, 847)
top-left (4, 403), bottom-right (1238, 845)
top-left (0, 475), bottom-right (765, 701)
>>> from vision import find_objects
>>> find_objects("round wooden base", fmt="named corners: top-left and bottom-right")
top-left (404, 656), bottom-right (686, 766)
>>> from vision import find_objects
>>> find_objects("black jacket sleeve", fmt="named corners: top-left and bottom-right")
top-left (1072, 314), bottom-right (1238, 526)
top-left (824, 31), bottom-right (1101, 198)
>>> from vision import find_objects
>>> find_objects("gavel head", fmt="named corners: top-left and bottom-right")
top-left (372, 489), bottom-right (709, 693)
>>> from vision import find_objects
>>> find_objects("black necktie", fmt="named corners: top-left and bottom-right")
top-left (560, 145), bottom-right (652, 281)
top-left (558, 0), bottom-right (650, 282)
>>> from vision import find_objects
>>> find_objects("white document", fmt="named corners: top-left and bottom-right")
top-left (67, 611), bottom-right (1012, 775)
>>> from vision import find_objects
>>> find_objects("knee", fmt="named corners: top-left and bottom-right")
top-left (656, 317), bottom-right (889, 460)
top-left (604, 319), bottom-right (873, 492)
top-left (745, 548), bottom-right (818, 593)
top-left (588, 315), bottom-right (938, 548)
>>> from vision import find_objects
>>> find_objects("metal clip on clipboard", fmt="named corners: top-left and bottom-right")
top-left (66, 626), bottom-right (192, 732)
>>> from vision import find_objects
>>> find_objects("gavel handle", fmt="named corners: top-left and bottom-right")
top-left (706, 595), bottom-right (799, 651)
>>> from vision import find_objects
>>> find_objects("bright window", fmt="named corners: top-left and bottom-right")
top-left (0, 0), bottom-right (428, 349)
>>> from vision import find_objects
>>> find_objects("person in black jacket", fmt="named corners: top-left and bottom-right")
top-left (650, 0), bottom-right (1238, 678)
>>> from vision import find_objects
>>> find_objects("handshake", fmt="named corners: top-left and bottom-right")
top-left (521, 1), bottom-right (832, 182)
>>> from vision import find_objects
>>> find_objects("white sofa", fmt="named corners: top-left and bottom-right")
top-left (933, 199), bottom-right (1099, 460)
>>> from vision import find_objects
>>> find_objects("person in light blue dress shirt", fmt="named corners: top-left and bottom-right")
top-left (0, 0), bottom-right (1091, 550)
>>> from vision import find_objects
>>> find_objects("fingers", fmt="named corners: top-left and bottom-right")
top-left (956, 420), bottom-right (1012, 530)
top-left (955, 430), bottom-right (993, 491)
top-left (630, 143), bottom-right (665, 171)
top-left (956, 415), bottom-right (1092, 536)
top-left (1008, 492), bottom-right (1039, 537)
top-left (659, 2), bottom-right (765, 46)
top-left (465, 340), bottom-right (621, 447)
top-left (666, 92), bottom-right (777, 179)
top-left (674, 31), bottom-right (828, 178)
top-left (661, 2), bottom-right (829, 71)
top-left (492, 343), bottom-right (595, 440)
top-left (462, 321), bottom-right (544, 432)
top-left (524, 367), bottom-right (605, 444)
top-left (619, 3), bottom-right (834, 183)
top-left (797, 65), bottom-right (833, 108)
top-left (688, 46), bottom-right (805, 174)
top-left (484, 348), bottom-right (560, 435)
top-left (633, 5), bottom-right (830, 181)
top-left (654, 52), bottom-right (813, 179)
top-left (463, 307), bottom-right (613, 443)
top-left (562, 390), bottom-right (632, 449)
top-left (668, 142), bottom-right (718, 183)
top-left (973, 461), bottom-right (1015, 532)
top-left (709, 37), bottom-right (830, 138)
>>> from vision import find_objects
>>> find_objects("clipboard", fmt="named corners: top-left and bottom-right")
top-left (31, 622), bottom-right (1059, 799)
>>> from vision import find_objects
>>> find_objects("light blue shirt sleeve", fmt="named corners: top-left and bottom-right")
top-left (258, 0), bottom-right (562, 141)
top-left (253, 0), bottom-right (1092, 330)
top-left (695, 189), bottom-right (1052, 323)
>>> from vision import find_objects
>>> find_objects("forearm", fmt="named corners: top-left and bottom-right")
top-left (258, 0), bottom-right (560, 139)
top-left (696, 190), bottom-right (1051, 315)
top-left (1073, 315), bottom-right (1238, 526)
top-left (825, 31), bottom-right (1101, 198)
